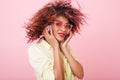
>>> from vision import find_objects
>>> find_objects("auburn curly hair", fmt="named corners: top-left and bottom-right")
top-left (25, 0), bottom-right (86, 43)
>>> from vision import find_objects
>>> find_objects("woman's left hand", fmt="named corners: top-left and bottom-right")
top-left (60, 31), bottom-right (73, 50)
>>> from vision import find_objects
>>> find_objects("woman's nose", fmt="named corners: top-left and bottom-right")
top-left (60, 26), bottom-right (66, 31)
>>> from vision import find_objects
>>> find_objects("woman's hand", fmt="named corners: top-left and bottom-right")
top-left (43, 26), bottom-right (59, 47)
top-left (43, 26), bottom-right (64, 79)
top-left (60, 31), bottom-right (73, 50)
top-left (60, 32), bottom-right (84, 79)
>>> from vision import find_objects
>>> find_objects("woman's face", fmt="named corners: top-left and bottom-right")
top-left (51, 16), bottom-right (72, 42)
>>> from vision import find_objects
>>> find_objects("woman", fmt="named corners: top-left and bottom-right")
top-left (26, 0), bottom-right (85, 80)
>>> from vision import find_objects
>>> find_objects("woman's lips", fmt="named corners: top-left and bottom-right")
top-left (58, 33), bottom-right (65, 37)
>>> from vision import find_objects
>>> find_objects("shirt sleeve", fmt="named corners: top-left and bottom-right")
top-left (28, 45), bottom-right (55, 80)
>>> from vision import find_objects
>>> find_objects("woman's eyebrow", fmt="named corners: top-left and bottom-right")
top-left (54, 20), bottom-right (69, 24)
top-left (54, 20), bottom-right (61, 22)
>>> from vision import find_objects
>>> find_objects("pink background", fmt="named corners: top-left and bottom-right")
top-left (0, 0), bottom-right (120, 80)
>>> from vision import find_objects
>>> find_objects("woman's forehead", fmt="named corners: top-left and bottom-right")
top-left (54, 16), bottom-right (69, 23)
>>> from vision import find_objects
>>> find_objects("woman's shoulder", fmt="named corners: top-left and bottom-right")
top-left (28, 41), bottom-right (43, 51)
top-left (27, 40), bottom-right (52, 58)
top-left (28, 41), bottom-right (46, 57)
top-left (28, 39), bottom-right (51, 53)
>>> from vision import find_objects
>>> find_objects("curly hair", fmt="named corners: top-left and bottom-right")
top-left (25, 1), bottom-right (86, 43)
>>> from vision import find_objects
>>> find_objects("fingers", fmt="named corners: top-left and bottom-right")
top-left (69, 31), bottom-right (73, 38)
top-left (43, 25), bottom-right (54, 38)
top-left (49, 26), bottom-right (54, 36)
top-left (45, 25), bottom-right (54, 37)
top-left (42, 27), bottom-right (49, 39)
top-left (68, 32), bottom-right (73, 41)
top-left (64, 31), bottom-right (73, 43)
top-left (45, 26), bottom-right (50, 35)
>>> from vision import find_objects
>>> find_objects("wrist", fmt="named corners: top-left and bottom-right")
top-left (61, 45), bottom-right (68, 52)
top-left (53, 43), bottom-right (59, 49)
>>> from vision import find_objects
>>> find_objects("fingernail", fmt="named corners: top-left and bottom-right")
top-left (47, 25), bottom-right (50, 31)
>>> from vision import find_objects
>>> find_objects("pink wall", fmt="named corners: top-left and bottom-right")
top-left (0, 0), bottom-right (120, 80)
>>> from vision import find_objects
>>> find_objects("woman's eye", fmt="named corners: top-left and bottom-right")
top-left (65, 24), bottom-right (71, 29)
top-left (56, 22), bottom-right (62, 26)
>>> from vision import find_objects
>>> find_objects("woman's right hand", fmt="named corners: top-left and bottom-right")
top-left (43, 26), bottom-right (59, 47)
top-left (43, 26), bottom-right (64, 80)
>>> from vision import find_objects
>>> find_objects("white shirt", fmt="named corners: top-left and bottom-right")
top-left (28, 39), bottom-right (76, 80)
